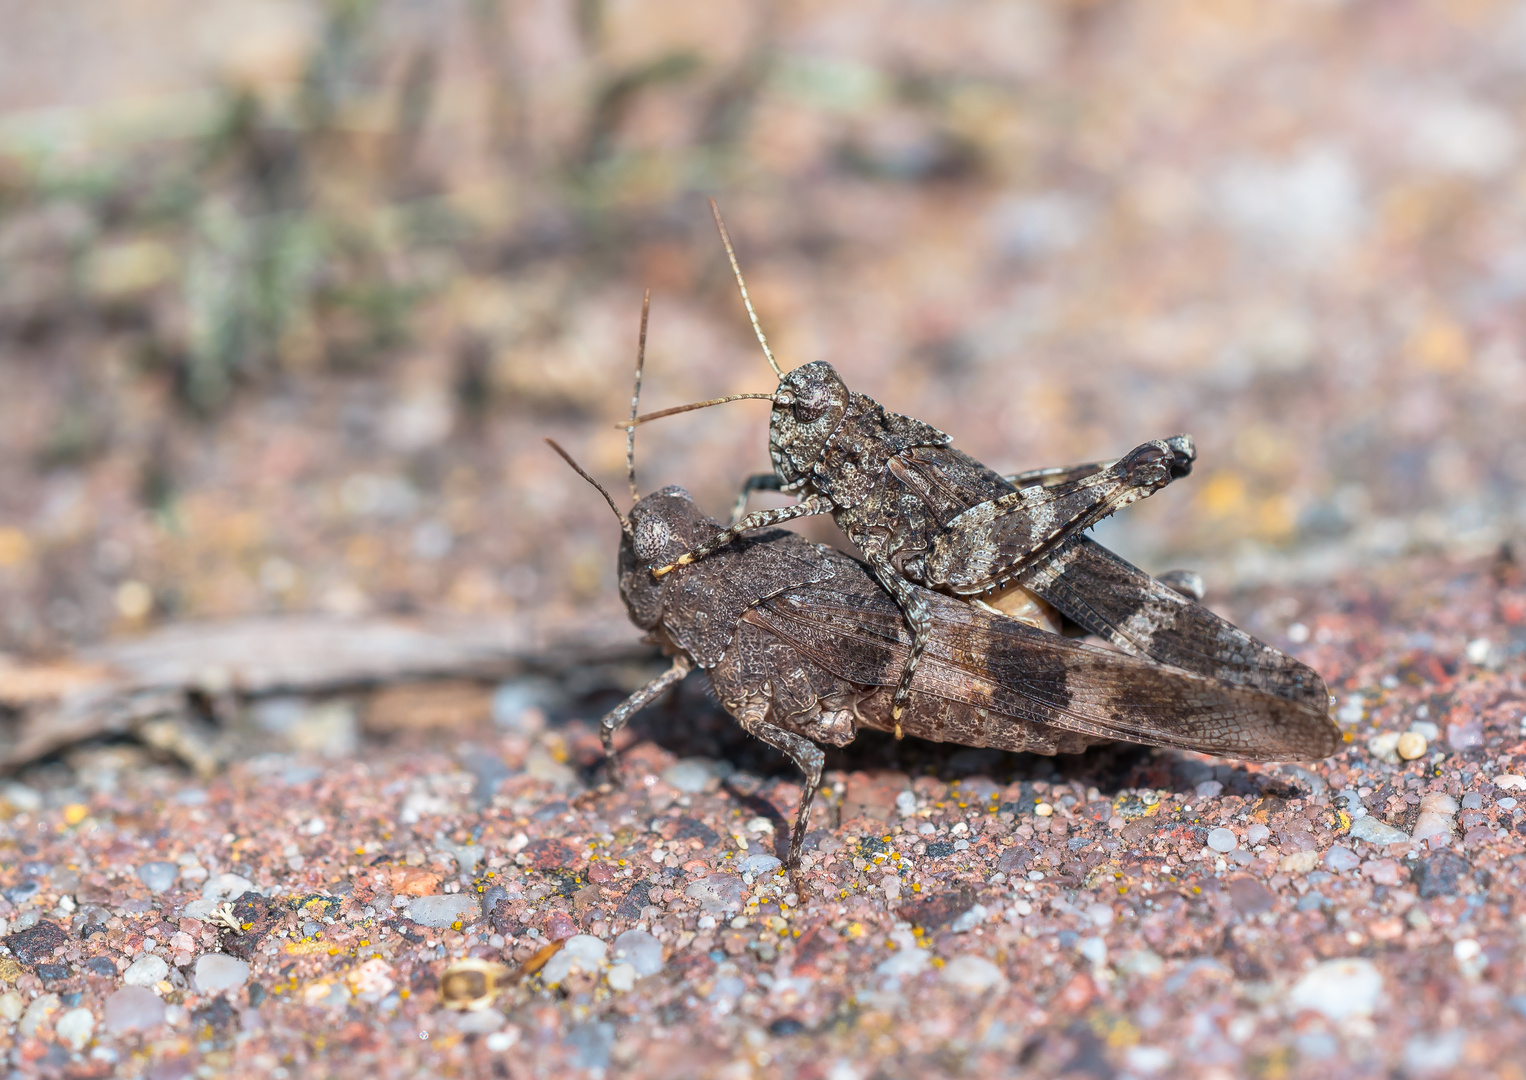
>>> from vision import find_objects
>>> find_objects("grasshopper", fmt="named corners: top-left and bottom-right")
top-left (552, 299), bottom-right (1338, 871)
top-left (626, 202), bottom-right (1325, 734)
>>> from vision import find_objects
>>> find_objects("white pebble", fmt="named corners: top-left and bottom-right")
top-left (194, 953), bottom-right (250, 994)
top-left (407, 894), bottom-right (479, 928)
top-left (104, 987), bottom-right (165, 1033)
top-left (660, 759), bottom-right (715, 793)
top-left (1207, 828), bottom-right (1237, 853)
top-left (606, 963), bottom-right (637, 993)
top-left (1288, 959), bottom-right (1383, 1020)
top-left (1085, 903), bottom-right (1114, 928)
top-left (1247, 823), bottom-right (1271, 846)
top-left (940, 955), bottom-right (1006, 994)
top-left (485, 1029), bottom-right (522, 1053)
top-left (895, 791), bottom-right (918, 816)
top-left (55, 1007), bottom-right (95, 1050)
top-left (1078, 937), bottom-right (1108, 966)
top-left (123, 955), bottom-right (170, 987)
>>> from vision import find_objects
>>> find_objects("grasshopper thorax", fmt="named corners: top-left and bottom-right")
top-left (768, 361), bottom-right (852, 489)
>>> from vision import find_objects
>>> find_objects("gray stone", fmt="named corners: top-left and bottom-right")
top-left (137, 862), bottom-right (178, 894)
top-left (406, 894), bottom-right (479, 928)
top-left (566, 1021), bottom-right (615, 1071)
top-left (685, 873), bottom-right (744, 914)
top-left (1323, 845), bottom-right (1361, 871)
top-left (122, 954), bottom-right (170, 987)
top-left (612, 929), bottom-right (664, 977)
top-left (194, 953), bottom-right (250, 993)
top-left (1349, 817), bottom-right (1410, 845)
top-left (1404, 1031), bottom-right (1463, 1075)
top-left (1194, 780), bottom-right (1224, 799)
top-left (104, 986), bottom-right (165, 1033)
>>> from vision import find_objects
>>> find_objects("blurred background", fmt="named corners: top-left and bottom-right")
top-left (1, 0), bottom-right (1523, 659)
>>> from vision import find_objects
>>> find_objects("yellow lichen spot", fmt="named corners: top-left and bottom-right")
top-left (1406, 315), bottom-right (1469, 373)
top-left (451, 921), bottom-right (463, 931)
top-left (618, 860), bottom-right (626, 867)
top-left (329, 947), bottom-right (341, 956)
top-left (63, 804), bottom-right (88, 826)
top-left (399, 988), bottom-right (410, 999)
top-left (930, 956), bottom-right (945, 968)
top-left (0, 527), bottom-right (32, 567)
top-left (359, 940), bottom-right (370, 947)
top-left (1197, 471), bottom-right (1247, 520)
top-left (846, 923), bottom-right (865, 939)
top-left (912, 883), bottom-right (922, 893)
top-left (1192, 886), bottom-right (1201, 894)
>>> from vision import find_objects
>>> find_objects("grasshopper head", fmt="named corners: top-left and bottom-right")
top-left (619, 486), bottom-right (713, 628)
top-left (769, 361), bottom-right (850, 489)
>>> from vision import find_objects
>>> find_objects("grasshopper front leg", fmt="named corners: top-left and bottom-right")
top-left (926, 438), bottom-right (1193, 594)
top-left (599, 655), bottom-right (693, 785)
top-left (729, 473), bottom-right (784, 526)
top-left (651, 494), bottom-right (834, 578)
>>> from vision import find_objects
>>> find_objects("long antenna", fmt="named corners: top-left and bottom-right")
top-left (709, 197), bottom-right (784, 379)
top-left (616, 392), bottom-right (775, 430)
top-left (625, 289), bottom-right (650, 501)
top-left (545, 438), bottom-right (630, 537)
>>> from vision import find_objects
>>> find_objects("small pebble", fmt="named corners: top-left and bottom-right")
top-left (122, 954), bottom-right (169, 987)
top-left (195, 953), bottom-right (250, 993)
top-left (137, 862), bottom-right (178, 894)
top-left (485, 1029), bottom-right (522, 1053)
top-left (104, 987), bottom-right (165, 1033)
top-left (738, 854), bottom-right (782, 875)
top-left (1194, 780), bottom-right (1224, 799)
top-left (876, 948), bottom-right (929, 979)
top-left (55, 1006), bottom-right (95, 1050)
top-left (895, 790), bottom-right (918, 816)
top-left (940, 955), bottom-right (1006, 993)
top-left (661, 759), bottom-right (716, 793)
top-left (0, 991), bottom-right (23, 1022)
top-left (541, 934), bottom-right (608, 985)
top-left (20, 994), bottom-right (59, 1038)
top-left (407, 894), bottom-right (479, 928)
top-left (1207, 827), bottom-right (1237, 853)
top-left (1349, 816), bottom-right (1410, 845)
top-left (611, 929), bottom-right (664, 976)
top-left (1078, 937), bottom-right (1108, 965)
top-left (1288, 959), bottom-right (1383, 1020)
top-left (1396, 732), bottom-right (1428, 760)
top-left (201, 873), bottom-right (255, 903)
top-left (455, 1009), bottom-right (505, 1034)
top-left (1246, 823), bottom-right (1271, 846)
top-left (1034, 803), bottom-right (1053, 817)
top-left (606, 963), bottom-right (636, 992)
top-left (1323, 846), bottom-right (1361, 871)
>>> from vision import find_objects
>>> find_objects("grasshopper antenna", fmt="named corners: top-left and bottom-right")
top-left (545, 438), bottom-right (631, 538)
top-left (618, 392), bottom-right (774, 429)
top-left (625, 289), bottom-right (650, 501)
top-left (710, 197), bottom-right (784, 379)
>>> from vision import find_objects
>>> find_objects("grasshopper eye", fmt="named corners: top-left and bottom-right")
top-left (791, 388), bottom-right (829, 424)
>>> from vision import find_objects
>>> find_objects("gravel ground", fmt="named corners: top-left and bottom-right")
top-left (2, 549), bottom-right (1524, 1079)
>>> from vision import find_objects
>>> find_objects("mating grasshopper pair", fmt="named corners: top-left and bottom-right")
top-left (554, 209), bottom-right (1337, 871)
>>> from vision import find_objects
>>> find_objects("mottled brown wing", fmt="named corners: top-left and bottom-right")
top-left (1016, 536), bottom-right (1330, 714)
top-left (745, 566), bottom-right (1340, 762)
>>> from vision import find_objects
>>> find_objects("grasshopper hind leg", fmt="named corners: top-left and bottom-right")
top-left (866, 552), bottom-right (934, 738)
top-left (735, 698), bottom-right (825, 882)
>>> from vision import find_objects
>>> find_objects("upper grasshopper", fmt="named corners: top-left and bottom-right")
top-left (625, 201), bottom-right (1315, 736)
